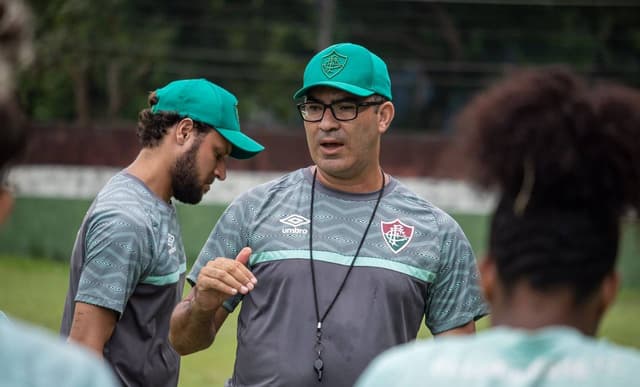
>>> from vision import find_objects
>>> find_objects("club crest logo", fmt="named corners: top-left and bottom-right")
top-left (381, 219), bottom-right (414, 254)
top-left (321, 50), bottom-right (348, 79)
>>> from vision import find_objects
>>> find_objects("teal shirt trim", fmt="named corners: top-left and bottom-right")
top-left (141, 262), bottom-right (187, 286)
top-left (250, 250), bottom-right (436, 283)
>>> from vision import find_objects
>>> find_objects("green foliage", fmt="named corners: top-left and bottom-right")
top-left (18, 1), bottom-right (640, 131)
top-left (22, 0), bottom-right (176, 123)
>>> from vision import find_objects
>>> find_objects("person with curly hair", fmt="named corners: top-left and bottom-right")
top-left (60, 79), bottom-right (264, 387)
top-left (356, 66), bottom-right (640, 386)
top-left (1, 3), bottom-right (117, 385)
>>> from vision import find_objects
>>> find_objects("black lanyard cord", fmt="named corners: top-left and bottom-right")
top-left (308, 167), bottom-right (385, 381)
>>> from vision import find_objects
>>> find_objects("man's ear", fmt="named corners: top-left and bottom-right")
top-left (175, 118), bottom-right (194, 145)
top-left (479, 255), bottom-right (496, 304)
top-left (377, 101), bottom-right (395, 134)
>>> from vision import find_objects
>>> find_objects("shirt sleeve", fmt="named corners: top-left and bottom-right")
top-left (424, 214), bottom-right (489, 334)
top-left (75, 208), bottom-right (151, 315)
top-left (188, 195), bottom-right (252, 312)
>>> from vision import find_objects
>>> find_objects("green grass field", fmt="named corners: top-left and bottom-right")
top-left (0, 256), bottom-right (238, 386)
top-left (1, 256), bottom-right (639, 386)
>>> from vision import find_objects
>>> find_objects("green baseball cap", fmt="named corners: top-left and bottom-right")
top-left (293, 43), bottom-right (392, 101)
top-left (152, 78), bottom-right (264, 159)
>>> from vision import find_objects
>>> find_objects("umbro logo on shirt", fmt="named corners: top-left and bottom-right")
top-left (279, 214), bottom-right (310, 234)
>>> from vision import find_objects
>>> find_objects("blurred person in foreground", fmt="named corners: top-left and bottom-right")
top-left (169, 42), bottom-right (488, 387)
top-left (0, 92), bottom-right (117, 387)
top-left (59, 79), bottom-right (264, 387)
top-left (356, 66), bottom-right (640, 386)
top-left (0, 3), bottom-right (117, 385)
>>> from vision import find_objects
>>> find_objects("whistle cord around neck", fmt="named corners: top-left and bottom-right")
top-left (308, 167), bottom-right (385, 381)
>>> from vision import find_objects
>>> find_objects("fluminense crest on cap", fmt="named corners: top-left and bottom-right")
top-left (381, 219), bottom-right (414, 254)
top-left (293, 42), bottom-right (393, 101)
top-left (321, 50), bottom-right (348, 79)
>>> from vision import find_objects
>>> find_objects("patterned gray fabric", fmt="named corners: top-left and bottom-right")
top-left (190, 168), bottom-right (488, 387)
top-left (61, 172), bottom-right (186, 387)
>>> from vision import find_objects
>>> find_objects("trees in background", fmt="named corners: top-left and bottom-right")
top-left (18, 0), bottom-right (640, 131)
top-left (23, 0), bottom-right (175, 125)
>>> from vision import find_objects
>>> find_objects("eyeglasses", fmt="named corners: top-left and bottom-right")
top-left (296, 100), bottom-right (385, 122)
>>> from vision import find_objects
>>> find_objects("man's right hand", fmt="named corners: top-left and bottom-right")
top-left (169, 247), bottom-right (257, 355)
top-left (192, 247), bottom-right (258, 312)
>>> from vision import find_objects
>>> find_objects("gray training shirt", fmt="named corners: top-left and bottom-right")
top-left (189, 168), bottom-right (489, 387)
top-left (61, 172), bottom-right (186, 387)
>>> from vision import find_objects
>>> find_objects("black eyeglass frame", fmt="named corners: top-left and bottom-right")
top-left (296, 100), bottom-right (385, 122)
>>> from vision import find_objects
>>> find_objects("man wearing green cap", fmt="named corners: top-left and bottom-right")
top-left (170, 43), bottom-right (487, 387)
top-left (60, 79), bottom-right (264, 387)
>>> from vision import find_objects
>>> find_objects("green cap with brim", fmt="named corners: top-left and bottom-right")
top-left (293, 43), bottom-right (392, 101)
top-left (152, 78), bottom-right (264, 159)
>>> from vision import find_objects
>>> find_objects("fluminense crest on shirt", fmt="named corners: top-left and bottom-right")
top-left (321, 50), bottom-right (348, 78)
top-left (381, 219), bottom-right (414, 254)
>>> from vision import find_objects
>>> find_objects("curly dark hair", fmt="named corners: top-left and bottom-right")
top-left (136, 91), bottom-right (215, 147)
top-left (454, 66), bottom-right (640, 304)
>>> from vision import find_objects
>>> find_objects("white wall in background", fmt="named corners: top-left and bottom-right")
top-left (8, 165), bottom-right (495, 215)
